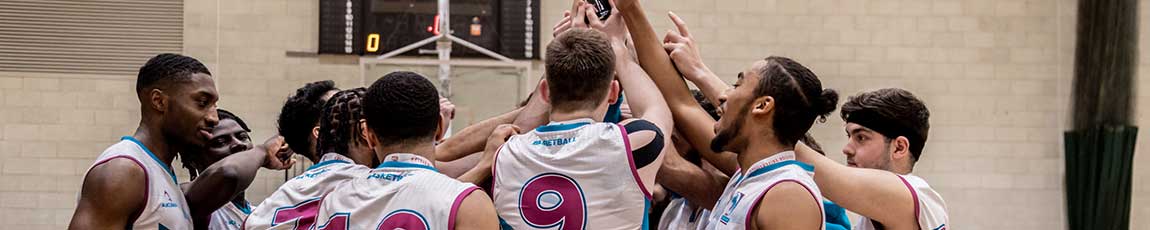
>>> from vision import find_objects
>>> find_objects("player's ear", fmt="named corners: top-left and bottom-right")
top-left (539, 79), bottom-right (553, 105)
top-left (360, 121), bottom-right (378, 149)
top-left (750, 96), bottom-right (774, 116)
top-left (890, 136), bottom-right (910, 161)
top-left (434, 114), bottom-right (447, 142)
top-left (312, 126), bottom-right (321, 140)
top-left (149, 88), bottom-right (168, 113)
top-left (606, 80), bottom-right (620, 104)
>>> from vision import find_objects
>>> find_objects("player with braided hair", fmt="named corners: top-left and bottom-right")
top-left (246, 88), bottom-right (375, 230)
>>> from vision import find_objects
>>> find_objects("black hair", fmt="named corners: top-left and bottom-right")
top-left (278, 80), bottom-right (338, 156)
top-left (841, 88), bottom-right (930, 162)
top-left (216, 109), bottom-right (250, 132)
top-left (316, 88), bottom-right (367, 156)
top-left (753, 56), bottom-right (839, 145)
top-left (690, 89), bottom-right (721, 120)
top-left (363, 72), bottom-right (442, 146)
top-left (544, 28), bottom-right (616, 112)
top-left (136, 53), bottom-right (211, 95)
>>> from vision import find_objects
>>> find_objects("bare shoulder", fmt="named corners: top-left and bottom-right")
top-left (754, 181), bottom-right (821, 229)
top-left (453, 189), bottom-right (499, 230)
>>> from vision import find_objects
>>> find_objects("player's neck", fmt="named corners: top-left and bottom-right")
top-left (132, 123), bottom-right (177, 166)
top-left (549, 110), bottom-right (602, 123)
top-left (375, 143), bottom-right (437, 167)
top-left (737, 138), bottom-right (792, 171)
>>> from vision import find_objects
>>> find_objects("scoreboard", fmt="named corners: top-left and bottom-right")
top-left (318, 0), bottom-right (540, 59)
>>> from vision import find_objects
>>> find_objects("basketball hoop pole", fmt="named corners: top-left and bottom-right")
top-left (373, 0), bottom-right (516, 98)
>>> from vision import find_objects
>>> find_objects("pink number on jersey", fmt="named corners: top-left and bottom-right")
top-left (519, 173), bottom-right (586, 230)
top-left (272, 198), bottom-right (321, 230)
top-left (377, 210), bottom-right (429, 230)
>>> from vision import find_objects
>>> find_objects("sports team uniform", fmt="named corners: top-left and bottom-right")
top-left (244, 153), bottom-right (369, 230)
top-left (702, 151), bottom-right (825, 230)
top-left (493, 119), bottom-right (654, 230)
top-left (82, 136), bottom-right (193, 229)
top-left (209, 200), bottom-right (253, 230)
top-left (658, 194), bottom-right (711, 230)
top-left (312, 153), bottom-right (478, 230)
top-left (854, 174), bottom-right (949, 230)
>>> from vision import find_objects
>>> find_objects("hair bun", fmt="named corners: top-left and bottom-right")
top-left (815, 89), bottom-right (840, 117)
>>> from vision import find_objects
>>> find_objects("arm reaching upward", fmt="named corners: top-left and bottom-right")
top-left (619, 2), bottom-right (738, 175)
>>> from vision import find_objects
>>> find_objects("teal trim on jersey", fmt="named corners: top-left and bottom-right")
top-left (233, 199), bottom-right (253, 215)
top-left (933, 224), bottom-right (947, 230)
top-left (121, 136), bottom-right (178, 183)
top-left (823, 200), bottom-right (851, 230)
top-left (377, 161), bottom-right (438, 172)
top-left (499, 217), bottom-right (514, 230)
top-left (745, 160), bottom-right (814, 179)
top-left (306, 159), bottom-right (350, 171)
top-left (535, 122), bottom-right (591, 132)
top-left (158, 224), bottom-right (168, 230)
top-left (641, 199), bottom-right (651, 230)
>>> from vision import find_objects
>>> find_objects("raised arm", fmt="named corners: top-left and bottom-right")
top-left (662, 12), bottom-right (728, 108)
top-left (795, 142), bottom-right (919, 229)
top-left (183, 136), bottom-right (293, 228)
top-left (456, 124), bottom-right (520, 184)
top-left (618, 0), bottom-right (738, 175)
top-left (435, 108), bottom-right (521, 162)
top-left (69, 159), bottom-right (147, 230)
top-left (656, 144), bottom-right (727, 208)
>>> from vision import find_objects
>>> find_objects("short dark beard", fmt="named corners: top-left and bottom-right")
top-left (710, 102), bottom-right (751, 153)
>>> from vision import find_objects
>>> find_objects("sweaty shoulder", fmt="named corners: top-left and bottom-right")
top-left (621, 118), bottom-right (664, 168)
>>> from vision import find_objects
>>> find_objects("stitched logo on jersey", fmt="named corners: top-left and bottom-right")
top-left (295, 168), bottom-right (332, 180)
top-left (518, 173), bottom-right (587, 230)
top-left (719, 192), bottom-right (744, 224)
top-left (160, 191), bottom-right (179, 208)
top-left (532, 137), bottom-right (576, 146)
top-left (367, 172), bottom-right (415, 181)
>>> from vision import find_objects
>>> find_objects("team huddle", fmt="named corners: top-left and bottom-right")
top-left (68, 0), bottom-right (949, 230)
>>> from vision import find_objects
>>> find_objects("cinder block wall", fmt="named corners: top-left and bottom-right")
top-left (4, 0), bottom-right (1149, 229)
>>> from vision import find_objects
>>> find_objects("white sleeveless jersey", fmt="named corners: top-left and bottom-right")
top-left (82, 136), bottom-right (192, 230)
top-left (209, 200), bottom-right (252, 230)
top-left (854, 174), bottom-right (949, 230)
top-left (245, 153), bottom-right (369, 230)
top-left (493, 119), bottom-right (651, 230)
top-left (702, 151), bottom-right (825, 230)
top-left (659, 196), bottom-right (710, 230)
top-left (313, 154), bottom-right (479, 230)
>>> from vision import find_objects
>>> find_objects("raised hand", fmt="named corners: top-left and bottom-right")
top-left (662, 12), bottom-right (711, 81)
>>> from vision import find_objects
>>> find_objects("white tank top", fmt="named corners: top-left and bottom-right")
top-left (853, 174), bottom-right (949, 230)
top-left (244, 153), bottom-right (369, 230)
top-left (82, 136), bottom-right (193, 230)
top-left (312, 153), bottom-right (478, 230)
top-left (493, 119), bottom-right (651, 230)
top-left (209, 200), bottom-right (252, 230)
top-left (702, 151), bottom-right (825, 230)
top-left (659, 196), bottom-right (710, 230)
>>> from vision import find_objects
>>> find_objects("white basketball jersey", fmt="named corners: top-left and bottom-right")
top-left (245, 153), bottom-right (369, 230)
top-left (702, 151), bottom-right (825, 230)
top-left (659, 196), bottom-right (710, 230)
top-left (854, 174), bottom-right (949, 230)
top-left (82, 136), bottom-right (192, 230)
top-left (493, 119), bottom-right (651, 230)
top-left (313, 153), bottom-right (478, 230)
top-left (209, 200), bottom-right (252, 230)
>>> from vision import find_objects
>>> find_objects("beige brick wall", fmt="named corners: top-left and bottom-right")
top-left (2, 0), bottom-right (1148, 229)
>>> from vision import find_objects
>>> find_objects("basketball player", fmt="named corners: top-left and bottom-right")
top-left (312, 71), bottom-right (503, 229)
top-left (244, 89), bottom-right (376, 230)
top-left (794, 88), bottom-right (949, 230)
top-left (492, 1), bottom-right (676, 227)
top-left (69, 54), bottom-right (291, 229)
top-left (277, 80), bottom-right (339, 163)
top-left (618, 2), bottom-right (840, 228)
top-left (178, 109), bottom-right (283, 230)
